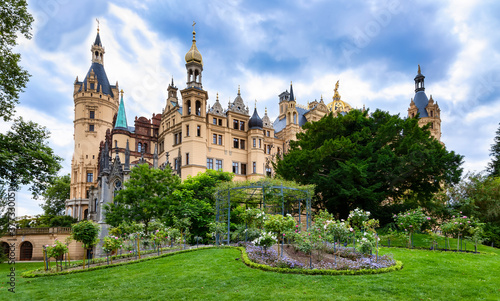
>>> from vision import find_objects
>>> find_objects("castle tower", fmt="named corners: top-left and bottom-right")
top-left (179, 23), bottom-right (209, 178)
top-left (68, 25), bottom-right (119, 220)
top-left (407, 65), bottom-right (441, 141)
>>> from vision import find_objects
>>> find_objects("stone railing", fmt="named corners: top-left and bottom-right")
top-left (14, 227), bottom-right (72, 235)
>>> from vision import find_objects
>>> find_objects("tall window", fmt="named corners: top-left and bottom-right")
top-left (216, 159), bottom-right (223, 171)
top-left (113, 180), bottom-right (122, 198)
top-left (253, 162), bottom-right (256, 173)
top-left (138, 142), bottom-right (142, 152)
top-left (240, 139), bottom-right (245, 150)
top-left (89, 124), bottom-right (94, 132)
top-left (233, 119), bottom-right (239, 130)
top-left (186, 125), bottom-right (190, 136)
top-left (267, 130), bottom-right (270, 137)
top-left (197, 125), bottom-right (201, 137)
top-left (87, 173), bottom-right (93, 183)
top-left (218, 119), bottom-right (222, 126)
top-left (207, 158), bottom-right (213, 169)
top-left (213, 117), bottom-right (217, 125)
top-left (213, 134), bottom-right (217, 144)
top-left (253, 138), bottom-right (256, 147)
top-left (232, 162), bottom-right (239, 174)
top-left (174, 158), bottom-right (179, 171)
top-left (218, 135), bottom-right (223, 145)
top-left (241, 163), bottom-right (247, 175)
top-left (240, 121), bottom-right (245, 131)
top-left (266, 167), bottom-right (272, 177)
top-left (89, 111), bottom-right (95, 119)
top-left (259, 139), bottom-right (262, 148)
top-left (186, 153), bottom-right (190, 165)
top-left (233, 138), bottom-right (239, 148)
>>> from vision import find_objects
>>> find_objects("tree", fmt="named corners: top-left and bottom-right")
top-left (104, 164), bottom-right (181, 234)
top-left (40, 174), bottom-right (70, 216)
top-left (0, 117), bottom-right (62, 197)
top-left (0, 0), bottom-right (34, 121)
top-left (274, 109), bottom-right (463, 221)
top-left (444, 172), bottom-right (500, 246)
top-left (71, 220), bottom-right (100, 269)
top-left (164, 169), bottom-right (233, 241)
top-left (488, 123), bottom-right (500, 177)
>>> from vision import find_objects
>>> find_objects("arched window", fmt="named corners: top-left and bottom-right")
top-left (138, 142), bottom-right (142, 153)
top-left (196, 101), bottom-right (201, 116)
top-left (293, 112), bottom-right (297, 124)
top-left (144, 143), bottom-right (148, 153)
top-left (114, 180), bottom-right (122, 198)
top-left (20, 241), bottom-right (33, 261)
top-left (67, 207), bottom-right (73, 217)
top-left (1, 242), bottom-right (10, 258)
top-left (187, 100), bottom-right (192, 115)
top-left (84, 209), bottom-right (88, 220)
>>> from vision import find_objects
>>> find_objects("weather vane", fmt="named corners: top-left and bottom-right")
top-left (192, 21), bottom-right (196, 31)
top-left (96, 18), bottom-right (100, 32)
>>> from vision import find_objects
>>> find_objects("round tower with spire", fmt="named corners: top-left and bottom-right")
top-left (408, 65), bottom-right (441, 141)
top-left (68, 23), bottom-right (120, 220)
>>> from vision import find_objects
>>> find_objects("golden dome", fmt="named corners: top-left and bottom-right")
top-left (326, 80), bottom-right (352, 113)
top-left (185, 30), bottom-right (203, 65)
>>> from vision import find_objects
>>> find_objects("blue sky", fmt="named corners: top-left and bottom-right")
top-left (7, 0), bottom-right (500, 216)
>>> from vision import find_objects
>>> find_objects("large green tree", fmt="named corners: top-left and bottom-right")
top-left (274, 109), bottom-right (463, 220)
top-left (0, 0), bottom-right (33, 121)
top-left (164, 169), bottom-right (233, 240)
top-left (40, 174), bottom-right (70, 216)
top-left (442, 172), bottom-right (500, 246)
top-left (488, 123), bottom-right (500, 177)
top-left (104, 164), bottom-right (181, 234)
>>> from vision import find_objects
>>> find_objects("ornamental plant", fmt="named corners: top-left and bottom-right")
top-left (394, 208), bottom-right (428, 248)
top-left (263, 214), bottom-right (296, 257)
top-left (152, 229), bottom-right (168, 254)
top-left (324, 219), bottom-right (351, 243)
top-left (102, 235), bottom-right (123, 264)
top-left (45, 239), bottom-right (68, 271)
top-left (356, 231), bottom-right (379, 254)
top-left (252, 231), bottom-right (276, 253)
top-left (347, 208), bottom-right (371, 231)
top-left (241, 208), bottom-right (266, 229)
top-left (71, 220), bottom-right (100, 269)
top-left (441, 214), bottom-right (485, 251)
top-left (208, 221), bottom-right (226, 245)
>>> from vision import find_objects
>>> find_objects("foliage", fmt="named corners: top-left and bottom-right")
top-left (0, 117), bottom-right (62, 197)
top-left (241, 208), bottom-right (266, 229)
top-left (347, 208), bottom-right (371, 230)
top-left (163, 169), bottom-right (232, 241)
top-left (274, 109), bottom-right (463, 220)
top-left (45, 239), bottom-right (68, 260)
top-left (71, 220), bottom-right (100, 248)
top-left (40, 174), bottom-right (70, 216)
top-left (441, 214), bottom-right (484, 243)
top-left (443, 172), bottom-right (500, 245)
top-left (0, 0), bottom-right (34, 121)
top-left (102, 235), bottom-right (123, 254)
top-left (105, 164), bottom-right (181, 234)
top-left (394, 208), bottom-right (428, 234)
top-left (208, 221), bottom-right (226, 243)
top-left (252, 232), bottom-right (276, 252)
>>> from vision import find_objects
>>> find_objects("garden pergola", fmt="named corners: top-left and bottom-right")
top-left (214, 179), bottom-right (314, 245)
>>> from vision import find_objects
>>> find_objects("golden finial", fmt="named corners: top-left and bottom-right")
top-left (335, 80), bottom-right (339, 92)
top-left (96, 18), bottom-right (100, 32)
top-left (216, 92), bottom-right (219, 101)
top-left (265, 107), bottom-right (268, 114)
top-left (321, 94), bottom-right (323, 101)
top-left (120, 89), bottom-right (124, 94)
top-left (192, 21), bottom-right (196, 41)
top-left (255, 99), bottom-right (257, 109)
top-left (238, 85), bottom-right (241, 95)
top-left (290, 81), bottom-right (293, 86)
top-left (418, 64), bottom-right (421, 74)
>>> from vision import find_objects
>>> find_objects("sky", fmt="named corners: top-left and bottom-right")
top-left (6, 0), bottom-right (500, 217)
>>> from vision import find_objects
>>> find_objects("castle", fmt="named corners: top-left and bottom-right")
top-left (64, 25), bottom-right (440, 255)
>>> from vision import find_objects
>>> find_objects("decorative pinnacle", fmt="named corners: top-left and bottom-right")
top-left (216, 92), bottom-right (219, 101)
top-left (238, 85), bottom-right (241, 95)
top-left (255, 99), bottom-right (257, 109)
top-left (192, 21), bottom-right (196, 41)
top-left (265, 107), bottom-right (268, 114)
top-left (418, 64), bottom-right (421, 74)
top-left (96, 18), bottom-right (100, 32)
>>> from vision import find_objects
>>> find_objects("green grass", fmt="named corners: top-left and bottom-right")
top-left (1, 246), bottom-right (499, 300)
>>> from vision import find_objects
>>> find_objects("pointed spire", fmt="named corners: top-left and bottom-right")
top-left (418, 64), bottom-right (421, 74)
top-left (124, 140), bottom-right (130, 170)
top-left (289, 81), bottom-right (294, 102)
top-left (254, 99), bottom-right (257, 109)
top-left (184, 21), bottom-right (203, 65)
top-left (103, 141), bottom-right (110, 171)
top-left (238, 85), bottom-right (241, 95)
top-left (115, 90), bottom-right (128, 129)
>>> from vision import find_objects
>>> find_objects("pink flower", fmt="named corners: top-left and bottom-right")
top-left (283, 233), bottom-right (285, 236)
top-left (454, 222), bottom-right (458, 224)
top-left (452, 215), bottom-right (455, 218)
top-left (409, 225), bottom-right (413, 227)
top-left (295, 225), bottom-right (299, 228)
top-left (462, 216), bottom-right (467, 219)
top-left (460, 223), bottom-right (462, 225)
top-left (460, 211), bottom-right (462, 214)
top-left (468, 221), bottom-right (471, 223)
top-left (319, 235), bottom-right (322, 238)
top-left (427, 217), bottom-right (431, 220)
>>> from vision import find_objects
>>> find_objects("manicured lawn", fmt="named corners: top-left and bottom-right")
top-left (0, 246), bottom-right (499, 300)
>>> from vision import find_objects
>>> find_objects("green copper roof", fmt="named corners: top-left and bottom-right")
top-left (115, 93), bottom-right (128, 129)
